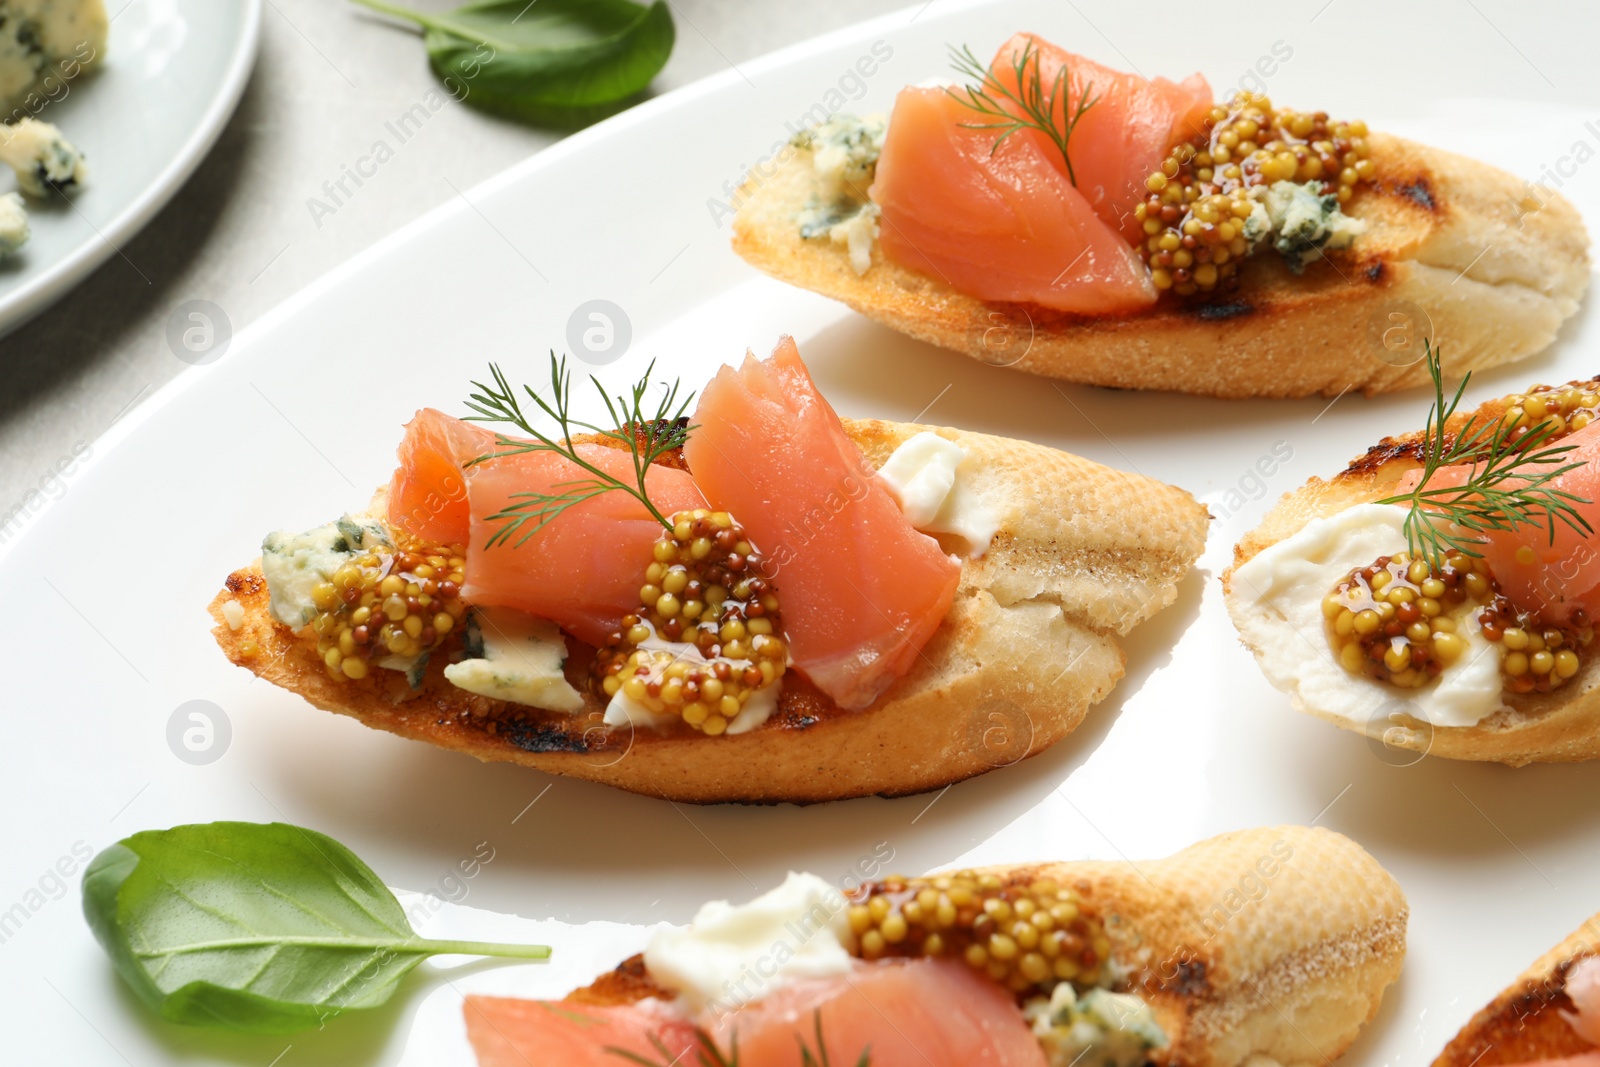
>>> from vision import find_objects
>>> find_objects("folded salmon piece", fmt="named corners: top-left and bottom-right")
top-left (869, 34), bottom-right (1210, 314)
top-left (871, 86), bottom-right (1156, 315)
top-left (683, 336), bottom-right (961, 709)
top-left (988, 32), bottom-right (1212, 240)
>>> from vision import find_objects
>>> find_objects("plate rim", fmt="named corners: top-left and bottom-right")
top-left (0, 0), bottom-right (265, 340)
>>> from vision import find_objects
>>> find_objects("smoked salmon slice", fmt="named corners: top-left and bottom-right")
top-left (387, 408), bottom-right (496, 545)
top-left (989, 33), bottom-right (1212, 240)
top-left (714, 959), bottom-right (1048, 1067)
top-left (871, 86), bottom-right (1155, 315)
top-left (464, 995), bottom-right (700, 1067)
top-left (869, 35), bottom-right (1210, 314)
top-left (683, 337), bottom-right (961, 709)
top-left (463, 959), bottom-right (1046, 1067)
top-left (1392, 421), bottom-right (1600, 622)
top-left (462, 444), bottom-right (707, 648)
top-left (386, 407), bottom-right (707, 647)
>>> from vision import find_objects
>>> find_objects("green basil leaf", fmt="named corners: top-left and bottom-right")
top-left (81, 822), bottom-right (550, 1033)
top-left (353, 0), bottom-right (676, 127)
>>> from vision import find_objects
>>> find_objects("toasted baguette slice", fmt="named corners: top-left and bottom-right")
top-left (468, 826), bottom-right (1408, 1067)
top-left (1433, 910), bottom-right (1600, 1067)
top-left (732, 132), bottom-right (1588, 399)
top-left (1224, 383), bottom-right (1600, 765)
top-left (211, 418), bottom-right (1208, 804)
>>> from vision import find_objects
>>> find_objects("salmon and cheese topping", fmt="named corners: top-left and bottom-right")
top-left (1230, 361), bottom-right (1600, 731)
top-left (465, 869), bottom-right (1151, 1067)
top-left (787, 33), bottom-right (1374, 308)
top-left (253, 337), bottom-right (985, 736)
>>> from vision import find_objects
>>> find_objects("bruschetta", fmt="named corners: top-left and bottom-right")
top-left (1225, 349), bottom-right (1600, 764)
top-left (464, 826), bottom-right (1407, 1067)
top-left (1432, 909), bottom-right (1600, 1067)
top-left (731, 33), bottom-right (1588, 399)
top-left (211, 336), bottom-right (1208, 803)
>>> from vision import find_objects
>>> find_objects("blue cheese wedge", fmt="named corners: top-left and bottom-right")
top-left (260, 515), bottom-right (391, 629)
top-left (443, 607), bottom-right (583, 713)
top-left (0, 116), bottom-right (84, 196)
top-left (0, 1), bottom-right (107, 118)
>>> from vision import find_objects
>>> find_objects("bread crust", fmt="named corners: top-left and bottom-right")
top-left (472, 827), bottom-right (1407, 1067)
top-left (1223, 382), bottom-right (1600, 765)
top-left (211, 418), bottom-right (1208, 804)
top-left (1433, 911), bottom-right (1600, 1067)
top-left (732, 132), bottom-right (1588, 399)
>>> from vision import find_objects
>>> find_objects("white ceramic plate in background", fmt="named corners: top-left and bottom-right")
top-left (0, 0), bottom-right (260, 338)
top-left (3, 1), bottom-right (1599, 1063)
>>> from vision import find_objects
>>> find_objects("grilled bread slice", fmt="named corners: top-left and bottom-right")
top-left (1224, 383), bottom-right (1600, 765)
top-left (466, 826), bottom-right (1408, 1067)
top-left (1432, 910), bottom-right (1600, 1067)
top-left (211, 418), bottom-right (1209, 804)
top-left (732, 133), bottom-right (1588, 399)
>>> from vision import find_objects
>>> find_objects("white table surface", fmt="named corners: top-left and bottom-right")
top-left (0, 0), bottom-right (911, 512)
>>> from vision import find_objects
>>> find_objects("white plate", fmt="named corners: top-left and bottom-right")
top-left (0, 0), bottom-right (260, 337)
top-left (5, 0), bottom-right (1600, 1063)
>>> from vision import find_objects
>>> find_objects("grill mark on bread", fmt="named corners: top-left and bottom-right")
top-left (1189, 300), bottom-right (1254, 322)
top-left (1394, 176), bottom-right (1438, 211)
top-left (1340, 437), bottom-right (1428, 476)
top-left (1338, 374), bottom-right (1600, 478)
top-left (503, 718), bottom-right (594, 754)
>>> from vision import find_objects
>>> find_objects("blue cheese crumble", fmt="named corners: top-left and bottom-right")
top-left (1247, 180), bottom-right (1368, 273)
top-left (1024, 986), bottom-right (1167, 1067)
top-left (443, 607), bottom-right (583, 713)
top-left (0, 0), bottom-right (108, 117)
top-left (0, 116), bottom-right (85, 196)
top-left (793, 113), bottom-right (886, 275)
top-left (0, 190), bottom-right (28, 254)
top-left (261, 516), bottom-right (391, 629)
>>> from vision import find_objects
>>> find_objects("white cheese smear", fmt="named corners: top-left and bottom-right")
top-left (644, 872), bottom-right (855, 1012)
top-left (1229, 503), bottom-right (1508, 729)
top-left (877, 431), bottom-right (999, 558)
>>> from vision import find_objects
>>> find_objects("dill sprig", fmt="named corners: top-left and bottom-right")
top-left (463, 352), bottom-right (695, 548)
top-left (799, 1008), bottom-right (871, 1067)
top-left (1374, 341), bottom-right (1593, 564)
top-left (606, 1027), bottom-right (736, 1067)
top-left (605, 1010), bottom-right (870, 1067)
top-left (945, 40), bottom-right (1098, 186)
